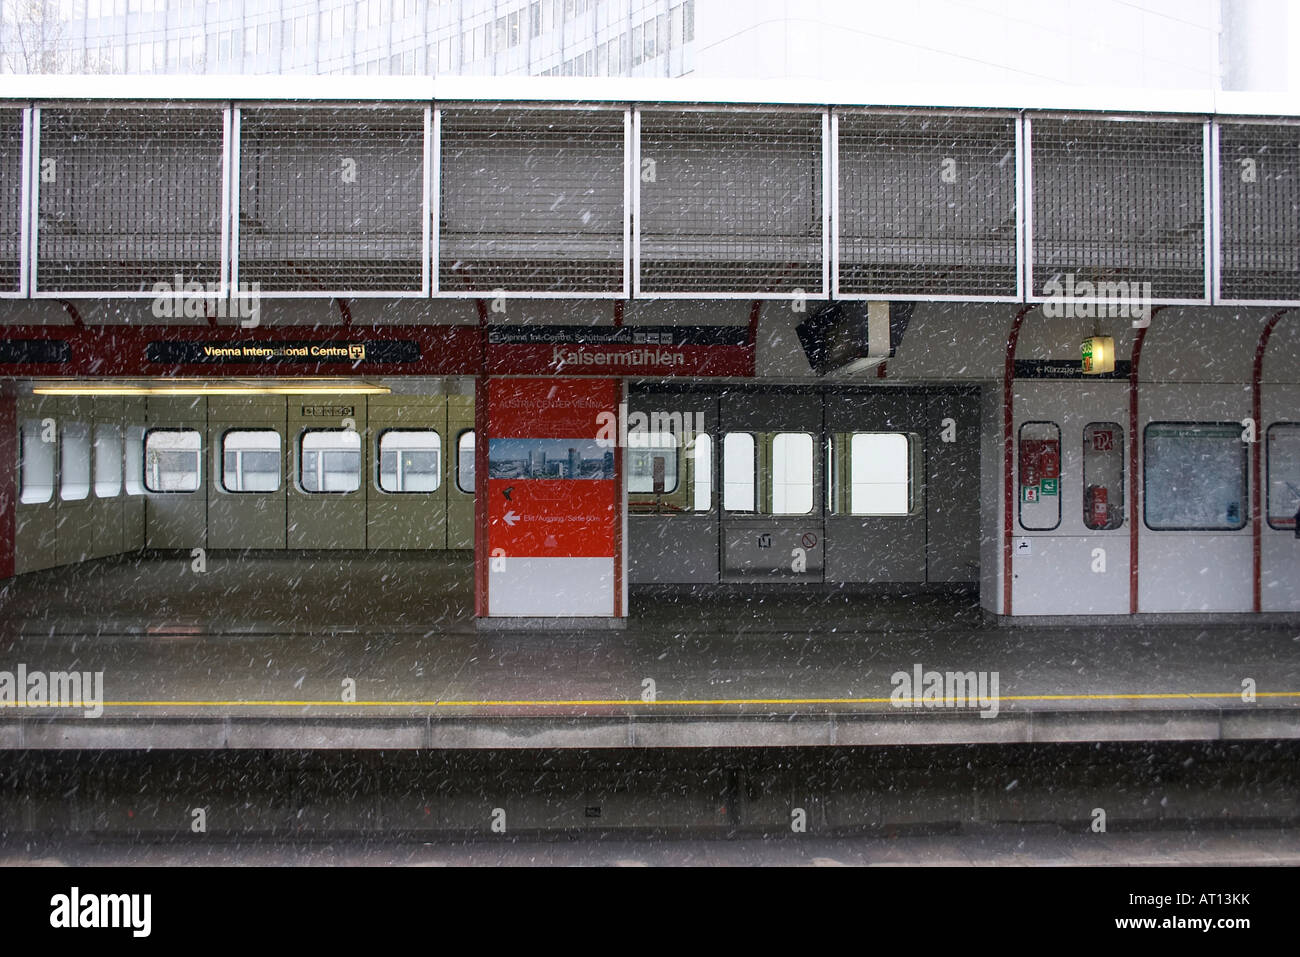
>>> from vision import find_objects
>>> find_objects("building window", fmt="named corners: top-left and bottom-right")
top-left (300, 430), bottom-right (362, 493)
top-left (771, 431), bottom-right (814, 515)
top-left (456, 430), bottom-right (475, 494)
top-left (124, 425), bottom-right (145, 495)
top-left (94, 424), bottom-right (123, 498)
top-left (222, 430), bottom-right (282, 493)
top-left (692, 433), bottom-right (712, 511)
top-left (722, 432), bottom-right (755, 512)
top-left (1266, 423), bottom-right (1300, 530)
top-left (1144, 422), bottom-right (1248, 531)
top-left (848, 432), bottom-right (911, 515)
top-left (18, 420), bottom-right (54, 505)
top-left (628, 431), bottom-right (679, 494)
top-left (378, 430), bottom-right (441, 493)
top-left (144, 429), bottom-right (202, 493)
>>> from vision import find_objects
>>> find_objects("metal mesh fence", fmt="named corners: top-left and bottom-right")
top-left (0, 110), bottom-right (22, 292)
top-left (638, 110), bottom-right (822, 294)
top-left (838, 112), bottom-right (1017, 297)
top-left (1031, 117), bottom-right (1206, 301)
top-left (239, 107), bottom-right (425, 293)
top-left (439, 108), bottom-right (625, 294)
top-left (1218, 122), bottom-right (1300, 302)
top-left (36, 107), bottom-right (224, 294)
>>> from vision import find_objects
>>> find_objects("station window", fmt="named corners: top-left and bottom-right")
top-left (60, 422), bottom-right (91, 501)
top-left (1081, 423), bottom-right (1124, 530)
top-left (456, 430), bottom-right (475, 494)
top-left (378, 430), bottom-right (441, 493)
top-left (1266, 423), bottom-right (1300, 530)
top-left (1018, 421), bottom-right (1061, 531)
top-left (300, 429), bottom-right (362, 493)
top-left (848, 432), bottom-right (911, 515)
top-left (93, 424), bottom-right (123, 498)
top-left (722, 432), bottom-right (755, 512)
top-left (692, 433), bottom-right (712, 512)
top-left (627, 431), bottom-right (679, 495)
top-left (144, 429), bottom-right (203, 493)
top-left (1144, 422), bottom-right (1247, 531)
top-left (124, 425), bottom-right (145, 495)
top-left (771, 431), bottom-right (814, 515)
top-left (222, 430), bottom-right (282, 493)
top-left (18, 419), bottom-right (55, 505)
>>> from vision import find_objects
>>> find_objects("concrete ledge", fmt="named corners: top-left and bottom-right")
top-left (475, 616), bottom-right (628, 631)
top-left (2, 707), bottom-right (1298, 750)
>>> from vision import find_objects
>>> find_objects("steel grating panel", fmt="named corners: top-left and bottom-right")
top-left (0, 110), bottom-right (22, 292)
top-left (838, 112), bottom-right (1017, 297)
top-left (638, 110), bottom-right (823, 295)
top-left (239, 108), bottom-right (425, 293)
top-left (439, 108), bottom-right (625, 294)
top-left (1218, 123), bottom-right (1300, 302)
top-left (36, 108), bottom-right (223, 294)
top-left (1031, 117), bottom-right (1206, 301)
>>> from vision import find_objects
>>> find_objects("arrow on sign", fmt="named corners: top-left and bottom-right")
top-left (503, 510), bottom-right (520, 527)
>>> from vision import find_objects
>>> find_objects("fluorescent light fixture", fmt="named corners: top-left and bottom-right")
top-left (32, 380), bottom-right (392, 397)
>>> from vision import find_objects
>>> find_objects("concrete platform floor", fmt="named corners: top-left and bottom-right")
top-left (1, 553), bottom-right (1299, 749)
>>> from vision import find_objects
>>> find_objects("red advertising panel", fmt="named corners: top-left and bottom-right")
top-left (480, 378), bottom-right (623, 618)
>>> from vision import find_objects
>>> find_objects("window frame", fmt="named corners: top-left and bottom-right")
top-left (59, 421), bottom-right (92, 502)
top-left (93, 423), bottom-right (123, 499)
top-left (845, 431), bottom-right (915, 517)
top-left (17, 419), bottom-right (55, 505)
top-left (1017, 420), bottom-right (1062, 532)
top-left (143, 427), bottom-right (204, 494)
top-left (220, 428), bottom-right (284, 494)
top-left (375, 428), bottom-right (443, 495)
top-left (1142, 421), bottom-right (1249, 532)
top-left (1081, 421), bottom-right (1125, 531)
top-left (455, 429), bottom-right (476, 495)
top-left (769, 430), bottom-right (816, 516)
top-left (298, 428), bottom-right (363, 495)
top-left (721, 430), bottom-right (757, 513)
top-left (1266, 421), bottom-right (1300, 532)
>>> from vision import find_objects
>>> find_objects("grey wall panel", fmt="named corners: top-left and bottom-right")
top-left (287, 399), bottom-right (366, 549)
top-left (446, 395), bottom-right (475, 549)
top-left (925, 392), bottom-right (981, 582)
top-left (365, 396), bottom-right (447, 549)
top-left (207, 397), bottom-right (287, 550)
top-left (144, 396), bottom-right (208, 550)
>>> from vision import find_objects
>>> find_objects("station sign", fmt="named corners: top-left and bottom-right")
top-left (146, 340), bottom-right (421, 364)
top-left (485, 325), bottom-right (753, 377)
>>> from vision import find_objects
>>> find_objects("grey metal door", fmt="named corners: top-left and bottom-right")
top-left (718, 391), bottom-right (824, 583)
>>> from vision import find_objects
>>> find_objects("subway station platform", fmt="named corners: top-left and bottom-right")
top-left (1, 554), bottom-right (1298, 750)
